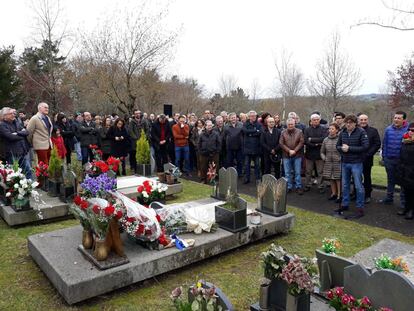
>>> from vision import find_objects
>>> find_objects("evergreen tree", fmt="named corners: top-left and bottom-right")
top-left (0, 46), bottom-right (22, 107)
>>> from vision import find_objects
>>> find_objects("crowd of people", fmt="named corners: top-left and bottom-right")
top-left (0, 102), bottom-right (413, 220)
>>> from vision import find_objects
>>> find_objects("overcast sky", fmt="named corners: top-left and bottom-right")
top-left (1, 0), bottom-right (413, 97)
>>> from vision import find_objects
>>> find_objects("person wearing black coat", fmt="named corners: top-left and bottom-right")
top-left (358, 114), bottom-right (381, 203)
top-left (396, 123), bottom-right (414, 219)
top-left (224, 113), bottom-right (244, 176)
top-left (0, 108), bottom-right (32, 179)
top-left (242, 111), bottom-right (262, 183)
top-left (107, 119), bottom-right (130, 176)
top-left (151, 115), bottom-right (172, 172)
top-left (55, 113), bottom-right (75, 165)
top-left (98, 117), bottom-right (113, 160)
top-left (260, 117), bottom-right (282, 178)
top-left (198, 120), bottom-right (221, 183)
top-left (79, 112), bottom-right (99, 165)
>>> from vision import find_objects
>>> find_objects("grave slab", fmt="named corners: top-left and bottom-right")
top-left (0, 191), bottom-right (71, 226)
top-left (28, 199), bottom-right (294, 305)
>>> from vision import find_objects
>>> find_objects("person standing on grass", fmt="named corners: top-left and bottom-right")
top-left (335, 115), bottom-right (369, 219)
top-left (260, 117), bottom-right (282, 178)
top-left (357, 113), bottom-right (381, 204)
top-left (79, 112), bottom-right (99, 165)
top-left (320, 123), bottom-right (342, 203)
top-left (224, 112), bottom-right (244, 176)
top-left (198, 120), bottom-right (221, 183)
top-left (107, 118), bottom-right (130, 176)
top-left (279, 118), bottom-right (305, 194)
top-left (380, 111), bottom-right (408, 209)
top-left (27, 102), bottom-right (53, 165)
top-left (172, 115), bottom-right (191, 176)
top-left (98, 117), bottom-right (112, 161)
top-left (151, 114), bottom-right (172, 173)
top-left (242, 110), bottom-right (262, 184)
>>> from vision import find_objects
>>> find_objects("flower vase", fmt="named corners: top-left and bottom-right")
top-left (82, 230), bottom-right (93, 249)
top-left (93, 239), bottom-right (109, 261)
top-left (259, 282), bottom-right (270, 310)
top-left (11, 196), bottom-right (31, 212)
top-left (212, 183), bottom-right (217, 197)
top-left (286, 292), bottom-right (299, 311)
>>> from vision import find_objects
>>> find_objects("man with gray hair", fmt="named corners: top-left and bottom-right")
top-left (242, 110), bottom-right (262, 183)
top-left (224, 112), bottom-right (243, 175)
top-left (214, 115), bottom-right (226, 168)
top-left (304, 113), bottom-right (328, 192)
top-left (27, 102), bottom-right (53, 165)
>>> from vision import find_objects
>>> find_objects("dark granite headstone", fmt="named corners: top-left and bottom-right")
top-left (257, 175), bottom-right (287, 217)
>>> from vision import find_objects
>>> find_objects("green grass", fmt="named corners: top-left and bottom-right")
top-left (0, 179), bottom-right (411, 310)
top-left (372, 155), bottom-right (387, 187)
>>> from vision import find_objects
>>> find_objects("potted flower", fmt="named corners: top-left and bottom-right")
top-left (374, 254), bottom-right (410, 274)
top-left (207, 162), bottom-right (217, 197)
top-left (136, 179), bottom-right (168, 205)
top-left (47, 147), bottom-right (63, 197)
top-left (35, 161), bottom-right (49, 191)
top-left (136, 130), bottom-right (151, 176)
top-left (281, 256), bottom-right (318, 311)
top-left (215, 188), bottom-right (247, 233)
top-left (171, 280), bottom-right (234, 311)
top-left (84, 145), bottom-right (120, 178)
top-left (0, 161), bottom-right (13, 204)
top-left (80, 173), bottom-right (117, 200)
top-left (165, 165), bottom-right (182, 185)
top-left (321, 238), bottom-right (341, 254)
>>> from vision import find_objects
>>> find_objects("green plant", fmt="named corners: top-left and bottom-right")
top-left (171, 281), bottom-right (223, 311)
top-left (374, 254), bottom-right (409, 274)
top-left (321, 238), bottom-right (341, 254)
top-left (223, 188), bottom-right (239, 210)
top-left (136, 129), bottom-right (150, 165)
top-left (48, 147), bottom-right (63, 181)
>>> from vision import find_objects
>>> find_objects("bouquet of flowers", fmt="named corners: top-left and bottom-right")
top-left (35, 161), bottom-right (49, 178)
top-left (4, 167), bottom-right (39, 201)
top-left (71, 195), bottom-right (92, 230)
top-left (0, 161), bottom-right (13, 190)
top-left (207, 162), bottom-right (217, 185)
top-left (85, 145), bottom-right (120, 176)
top-left (281, 255), bottom-right (318, 296)
top-left (374, 254), bottom-right (410, 274)
top-left (321, 238), bottom-right (341, 254)
top-left (261, 244), bottom-right (290, 279)
top-left (171, 280), bottom-right (223, 311)
top-left (80, 173), bottom-right (117, 199)
top-left (327, 287), bottom-right (393, 311)
top-left (136, 179), bottom-right (168, 205)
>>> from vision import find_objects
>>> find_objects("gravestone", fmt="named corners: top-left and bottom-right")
top-left (344, 264), bottom-right (414, 311)
top-left (213, 167), bottom-right (238, 200)
top-left (256, 175), bottom-right (287, 217)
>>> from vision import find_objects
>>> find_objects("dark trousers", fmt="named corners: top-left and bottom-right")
top-left (200, 153), bottom-right (219, 182)
top-left (245, 154), bottom-right (260, 181)
top-left (226, 149), bottom-right (243, 175)
top-left (129, 149), bottom-right (137, 173)
top-left (263, 153), bottom-right (281, 179)
top-left (405, 190), bottom-right (414, 211)
top-left (65, 144), bottom-right (72, 165)
top-left (155, 145), bottom-right (169, 172)
top-left (81, 147), bottom-right (94, 165)
top-left (363, 161), bottom-right (373, 198)
top-left (189, 143), bottom-right (197, 171)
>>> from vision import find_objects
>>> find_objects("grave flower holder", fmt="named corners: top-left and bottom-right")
top-left (48, 179), bottom-right (62, 197)
top-left (11, 196), bottom-right (31, 212)
top-left (40, 176), bottom-right (49, 191)
top-left (286, 292), bottom-right (311, 311)
top-left (137, 164), bottom-right (151, 177)
top-left (59, 184), bottom-right (75, 203)
top-left (215, 196), bottom-right (248, 233)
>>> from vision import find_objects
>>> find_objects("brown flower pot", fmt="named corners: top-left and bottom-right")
top-left (166, 173), bottom-right (175, 185)
top-left (157, 172), bottom-right (166, 183)
top-left (93, 239), bottom-right (109, 261)
top-left (82, 230), bottom-right (93, 249)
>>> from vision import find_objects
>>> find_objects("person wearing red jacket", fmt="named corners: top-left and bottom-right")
top-left (51, 128), bottom-right (67, 159)
top-left (172, 115), bottom-right (191, 176)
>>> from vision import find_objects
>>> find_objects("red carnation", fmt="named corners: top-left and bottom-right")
top-left (74, 195), bottom-right (82, 206)
top-left (158, 233), bottom-right (169, 246)
top-left (80, 200), bottom-right (89, 210)
top-left (89, 144), bottom-right (98, 149)
top-left (126, 217), bottom-right (136, 223)
top-left (326, 290), bottom-right (333, 300)
top-left (403, 133), bottom-right (410, 139)
top-left (115, 210), bottom-right (123, 220)
top-left (92, 204), bottom-right (100, 214)
top-left (143, 180), bottom-right (151, 187)
top-left (104, 204), bottom-right (115, 216)
top-left (137, 185), bottom-right (144, 193)
top-left (156, 214), bottom-right (161, 223)
top-left (136, 224), bottom-right (145, 235)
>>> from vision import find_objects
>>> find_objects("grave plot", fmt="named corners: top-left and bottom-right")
top-left (116, 175), bottom-right (183, 198)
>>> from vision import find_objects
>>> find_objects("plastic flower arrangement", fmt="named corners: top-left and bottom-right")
top-left (327, 287), bottom-right (393, 311)
top-left (207, 162), bottom-right (217, 185)
top-left (281, 255), bottom-right (318, 296)
top-left (4, 166), bottom-right (39, 201)
top-left (374, 254), bottom-right (410, 274)
top-left (261, 244), bottom-right (290, 279)
top-left (321, 238), bottom-right (341, 254)
top-left (35, 161), bottom-right (49, 178)
top-left (170, 280), bottom-right (223, 311)
top-left (80, 173), bottom-right (117, 198)
top-left (136, 179), bottom-right (168, 205)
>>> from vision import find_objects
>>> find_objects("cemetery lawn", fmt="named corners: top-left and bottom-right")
top-left (0, 179), bottom-right (412, 310)
top-left (372, 155), bottom-right (387, 187)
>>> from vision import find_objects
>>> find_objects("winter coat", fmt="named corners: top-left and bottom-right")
top-left (198, 130), bottom-right (221, 156)
top-left (128, 118), bottom-right (150, 150)
top-left (396, 140), bottom-right (414, 190)
top-left (361, 125), bottom-right (381, 166)
top-left (224, 122), bottom-right (243, 151)
top-left (0, 120), bottom-right (30, 157)
top-left (242, 120), bottom-right (262, 155)
top-left (78, 121), bottom-right (99, 147)
top-left (336, 127), bottom-right (369, 163)
top-left (26, 112), bottom-right (53, 150)
top-left (382, 124), bottom-right (408, 159)
top-left (151, 120), bottom-right (172, 150)
top-left (172, 123), bottom-right (190, 147)
top-left (214, 125), bottom-right (226, 151)
top-left (98, 127), bottom-right (112, 155)
top-left (320, 135), bottom-right (341, 180)
top-left (260, 128), bottom-right (282, 156)
top-left (107, 127), bottom-right (130, 158)
top-left (279, 127), bottom-right (304, 158)
top-left (190, 126), bottom-right (203, 151)
top-left (54, 121), bottom-right (75, 151)
top-left (304, 125), bottom-right (328, 160)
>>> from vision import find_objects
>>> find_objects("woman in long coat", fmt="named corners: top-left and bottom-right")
top-left (320, 123), bottom-right (341, 203)
top-left (98, 117), bottom-right (112, 160)
top-left (107, 118), bottom-right (130, 176)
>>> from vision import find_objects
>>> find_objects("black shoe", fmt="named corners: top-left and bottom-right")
top-left (328, 195), bottom-right (338, 201)
top-left (379, 198), bottom-right (393, 205)
top-left (346, 210), bottom-right (364, 219)
top-left (334, 206), bottom-right (349, 213)
top-left (319, 188), bottom-right (326, 194)
top-left (296, 188), bottom-right (304, 195)
top-left (404, 210), bottom-right (414, 220)
top-left (287, 188), bottom-right (293, 193)
top-left (243, 179), bottom-right (250, 184)
top-left (304, 186), bottom-right (311, 192)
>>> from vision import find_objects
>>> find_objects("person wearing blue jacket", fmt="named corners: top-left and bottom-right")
top-left (380, 111), bottom-right (408, 208)
top-left (335, 115), bottom-right (369, 219)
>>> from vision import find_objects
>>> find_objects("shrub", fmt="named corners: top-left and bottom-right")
top-left (48, 147), bottom-right (63, 181)
top-left (136, 129), bottom-right (150, 165)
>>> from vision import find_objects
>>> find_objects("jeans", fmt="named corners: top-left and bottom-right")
top-left (226, 149), bottom-right (243, 175)
top-left (305, 159), bottom-right (324, 188)
top-left (383, 157), bottom-right (406, 205)
top-left (245, 155), bottom-right (260, 181)
top-left (74, 142), bottom-right (82, 161)
top-left (283, 157), bottom-right (302, 189)
top-left (81, 147), bottom-right (94, 165)
top-left (342, 162), bottom-right (364, 208)
top-left (175, 145), bottom-right (190, 173)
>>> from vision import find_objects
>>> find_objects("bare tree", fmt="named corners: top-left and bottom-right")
top-left (354, 0), bottom-right (414, 31)
top-left (274, 49), bottom-right (305, 120)
top-left (309, 31), bottom-right (362, 116)
top-left (249, 78), bottom-right (262, 105)
top-left (219, 74), bottom-right (238, 97)
top-left (79, 2), bottom-right (179, 113)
